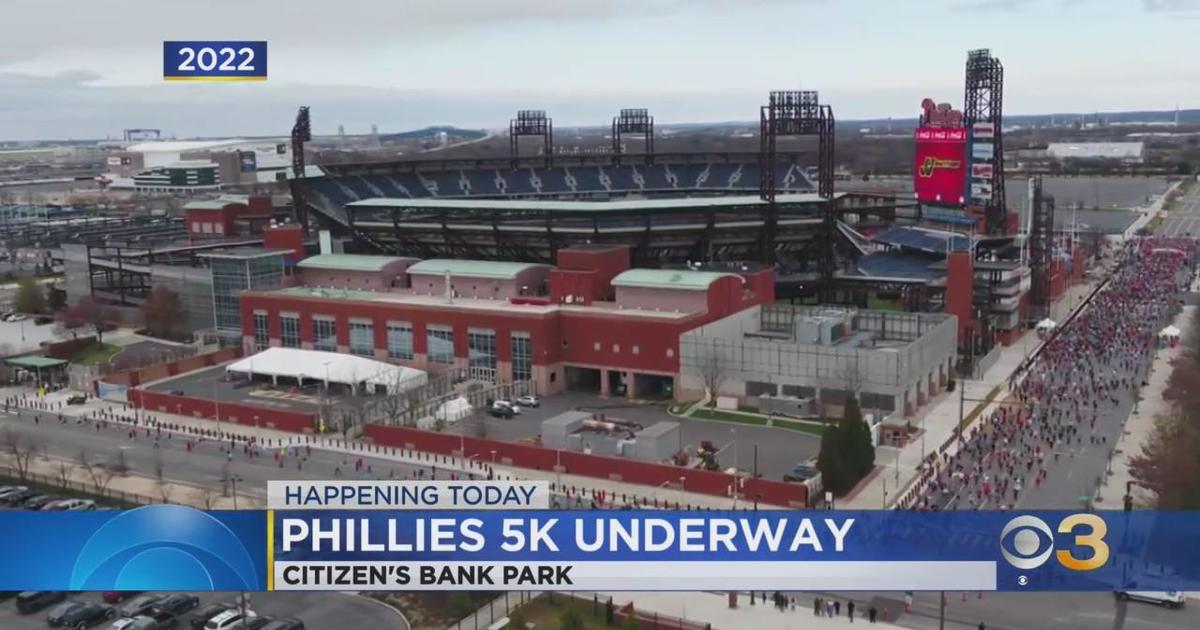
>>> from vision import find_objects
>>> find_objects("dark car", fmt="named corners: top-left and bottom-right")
top-left (15, 590), bottom-right (67, 614)
top-left (258, 619), bottom-right (305, 630)
top-left (23, 494), bottom-right (60, 510)
top-left (782, 463), bottom-right (819, 483)
top-left (45, 600), bottom-right (87, 626)
top-left (52, 601), bottom-right (115, 628)
top-left (144, 609), bottom-right (180, 629)
top-left (1, 488), bottom-right (38, 505)
top-left (234, 618), bottom-right (272, 630)
top-left (101, 592), bottom-right (141, 605)
top-left (67, 394), bottom-right (87, 405)
top-left (487, 405), bottom-right (514, 419)
top-left (119, 594), bottom-right (165, 618)
top-left (151, 595), bottom-right (200, 617)
top-left (189, 604), bottom-right (232, 630)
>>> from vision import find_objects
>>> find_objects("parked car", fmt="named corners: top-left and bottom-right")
top-left (51, 601), bottom-right (116, 628)
top-left (102, 592), bottom-right (141, 605)
top-left (1114, 590), bottom-right (1185, 608)
top-left (235, 617), bottom-right (272, 630)
top-left (45, 600), bottom-right (87, 626)
top-left (204, 610), bottom-right (257, 630)
top-left (258, 619), bottom-right (305, 630)
top-left (783, 463), bottom-right (820, 483)
top-left (487, 404), bottom-right (515, 419)
top-left (22, 494), bottom-right (61, 510)
top-left (516, 394), bottom-right (540, 408)
top-left (15, 590), bottom-right (67, 614)
top-left (109, 615), bottom-right (173, 630)
top-left (168, 389), bottom-right (185, 396)
top-left (119, 594), bottom-right (165, 618)
top-left (1, 489), bottom-right (39, 505)
top-left (0, 486), bottom-right (29, 501)
top-left (4, 313), bottom-right (27, 322)
top-left (189, 605), bottom-right (232, 630)
top-left (56, 498), bottom-right (98, 511)
top-left (150, 595), bottom-right (199, 617)
top-left (493, 400), bottom-right (521, 414)
top-left (67, 394), bottom-right (88, 405)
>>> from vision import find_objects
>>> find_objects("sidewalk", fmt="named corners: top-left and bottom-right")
top-left (602, 591), bottom-right (902, 629)
top-left (7, 388), bottom-right (766, 511)
top-left (1095, 303), bottom-right (1194, 510)
top-left (843, 278), bottom-right (1099, 509)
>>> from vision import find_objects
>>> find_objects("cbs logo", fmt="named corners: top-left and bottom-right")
top-left (1000, 514), bottom-right (1109, 571)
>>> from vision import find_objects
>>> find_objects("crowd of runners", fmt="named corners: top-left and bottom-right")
top-left (909, 236), bottom-right (1197, 511)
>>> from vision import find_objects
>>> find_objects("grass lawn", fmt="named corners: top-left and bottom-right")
top-left (70, 342), bottom-right (121, 366)
top-left (866, 292), bottom-right (904, 312)
top-left (510, 594), bottom-right (611, 630)
top-left (688, 406), bottom-right (828, 436)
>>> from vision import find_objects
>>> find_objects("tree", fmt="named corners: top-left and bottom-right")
top-left (2, 428), bottom-right (38, 481)
top-left (45, 283), bottom-right (66, 312)
top-left (840, 395), bottom-right (875, 478)
top-left (14, 277), bottom-right (45, 314)
top-left (504, 610), bottom-right (527, 630)
top-left (1129, 409), bottom-right (1200, 509)
top-left (447, 593), bottom-right (474, 620)
top-left (693, 346), bottom-right (727, 405)
top-left (816, 422), bottom-right (849, 495)
top-left (59, 296), bottom-right (114, 344)
top-left (141, 286), bottom-right (187, 340)
top-left (559, 605), bottom-right (585, 630)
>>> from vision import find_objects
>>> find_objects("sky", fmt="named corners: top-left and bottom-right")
top-left (0, 0), bottom-right (1197, 140)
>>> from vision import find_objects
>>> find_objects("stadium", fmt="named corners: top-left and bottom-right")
top-left (294, 97), bottom-right (914, 300)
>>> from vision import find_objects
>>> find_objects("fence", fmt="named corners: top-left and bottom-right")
top-left (446, 593), bottom-right (712, 630)
top-left (100, 346), bottom-right (243, 388)
top-left (129, 389), bottom-right (316, 433)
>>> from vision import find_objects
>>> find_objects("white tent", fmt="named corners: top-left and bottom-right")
top-left (1160, 325), bottom-right (1181, 338)
top-left (434, 397), bottom-right (473, 424)
top-left (1035, 318), bottom-right (1057, 332)
top-left (225, 347), bottom-right (427, 394)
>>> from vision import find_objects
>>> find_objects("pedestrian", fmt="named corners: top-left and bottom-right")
top-left (834, 600), bottom-right (841, 616)
top-left (848, 600), bottom-right (855, 622)
top-left (814, 597), bottom-right (821, 616)
top-left (868, 606), bottom-right (877, 623)
top-left (826, 599), bottom-right (834, 617)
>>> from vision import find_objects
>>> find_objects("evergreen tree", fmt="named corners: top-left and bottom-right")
top-left (559, 605), bottom-right (585, 630)
top-left (841, 395), bottom-right (875, 477)
top-left (816, 421), bottom-right (848, 495)
top-left (505, 610), bottom-right (527, 630)
top-left (14, 276), bottom-right (45, 314)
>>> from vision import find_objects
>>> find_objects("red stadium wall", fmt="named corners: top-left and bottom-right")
top-left (101, 347), bottom-right (244, 387)
top-left (129, 389), bottom-right (314, 433)
top-left (364, 424), bottom-right (808, 508)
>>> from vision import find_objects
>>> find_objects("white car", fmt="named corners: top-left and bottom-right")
top-left (1115, 590), bottom-right (1185, 608)
top-left (4, 313), bottom-right (27, 322)
top-left (516, 394), bottom-right (540, 408)
top-left (492, 400), bottom-right (521, 414)
top-left (58, 498), bottom-right (98, 511)
top-left (205, 609), bottom-right (257, 630)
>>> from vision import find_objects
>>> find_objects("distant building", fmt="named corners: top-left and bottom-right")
top-left (1046, 142), bottom-right (1144, 162)
top-left (105, 138), bottom-right (292, 190)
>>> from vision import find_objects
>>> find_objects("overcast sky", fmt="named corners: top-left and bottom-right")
top-left (1, 0), bottom-right (1197, 140)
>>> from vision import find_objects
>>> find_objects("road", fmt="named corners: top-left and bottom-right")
top-left (1160, 181), bottom-right (1200, 237)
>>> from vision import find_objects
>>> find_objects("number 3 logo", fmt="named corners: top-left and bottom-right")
top-left (1056, 513), bottom-right (1109, 571)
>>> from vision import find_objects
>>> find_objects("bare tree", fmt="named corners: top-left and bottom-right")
top-left (693, 346), bottom-right (728, 405)
top-left (153, 452), bottom-right (173, 504)
top-left (87, 464), bottom-right (116, 494)
top-left (2, 429), bottom-right (38, 481)
top-left (199, 485), bottom-right (218, 510)
top-left (55, 460), bottom-right (74, 487)
top-left (110, 449), bottom-right (129, 476)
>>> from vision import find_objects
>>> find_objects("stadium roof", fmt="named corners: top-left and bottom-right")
top-left (184, 197), bottom-right (248, 211)
top-left (347, 193), bottom-right (843, 214)
top-left (1046, 142), bottom-right (1144, 160)
top-left (872, 226), bottom-right (972, 255)
top-left (407, 259), bottom-right (546, 280)
top-left (611, 269), bottom-right (741, 291)
top-left (226, 347), bottom-right (426, 394)
top-left (5, 356), bottom-right (68, 369)
top-left (125, 139), bottom-right (285, 153)
top-left (298, 254), bottom-right (410, 272)
top-left (846, 251), bottom-right (942, 283)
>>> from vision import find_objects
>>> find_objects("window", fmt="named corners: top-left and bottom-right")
top-left (252, 312), bottom-right (269, 351)
top-left (632, 345), bottom-right (640, 355)
top-left (468, 328), bottom-right (497, 373)
top-left (387, 322), bottom-right (414, 359)
top-left (427, 326), bottom-right (454, 364)
top-left (280, 314), bottom-right (300, 348)
top-left (746, 381), bottom-right (778, 397)
top-left (313, 317), bottom-right (337, 351)
top-left (612, 344), bottom-right (620, 353)
top-left (349, 320), bottom-right (374, 356)
top-left (511, 333), bottom-right (532, 382)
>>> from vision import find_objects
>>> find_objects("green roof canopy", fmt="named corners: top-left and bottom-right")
top-left (6, 356), bottom-right (68, 369)
top-left (298, 254), bottom-right (409, 272)
top-left (611, 269), bottom-right (742, 291)
top-left (406, 259), bottom-right (546, 280)
top-left (348, 192), bottom-right (840, 215)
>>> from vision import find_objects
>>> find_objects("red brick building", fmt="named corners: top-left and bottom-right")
top-left (239, 245), bottom-right (773, 397)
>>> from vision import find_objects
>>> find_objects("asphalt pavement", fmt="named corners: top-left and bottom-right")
top-left (1160, 182), bottom-right (1200, 237)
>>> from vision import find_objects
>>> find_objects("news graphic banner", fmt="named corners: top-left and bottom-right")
top-left (4, 480), bottom-right (1200, 593)
top-left (163, 41), bottom-right (267, 81)
top-left (913, 126), bottom-right (968, 206)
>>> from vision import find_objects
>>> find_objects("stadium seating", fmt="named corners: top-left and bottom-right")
top-left (306, 160), bottom-right (818, 225)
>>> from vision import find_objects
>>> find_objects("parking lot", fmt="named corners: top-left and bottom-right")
top-left (452, 391), bottom-right (821, 480)
top-left (145, 366), bottom-right (361, 416)
top-left (0, 590), bottom-right (407, 630)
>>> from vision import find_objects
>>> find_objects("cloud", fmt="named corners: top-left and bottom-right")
top-left (1142, 0), bottom-right (1200, 12)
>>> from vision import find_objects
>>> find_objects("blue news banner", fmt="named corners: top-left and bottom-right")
top-left (163, 41), bottom-right (267, 81)
top-left (1, 506), bottom-right (1199, 592)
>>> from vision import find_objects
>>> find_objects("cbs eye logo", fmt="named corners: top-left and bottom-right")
top-left (1000, 514), bottom-right (1109, 571)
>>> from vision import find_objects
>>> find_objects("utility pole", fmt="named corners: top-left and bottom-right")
top-left (958, 382), bottom-right (966, 448)
top-left (939, 591), bottom-right (946, 630)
